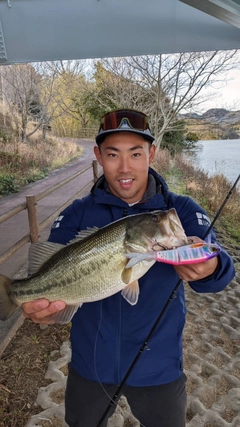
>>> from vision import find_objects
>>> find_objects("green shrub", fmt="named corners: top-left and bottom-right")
top-left (0, 175), bottom-right (19, 195)
top-left (0, 130), bottom-right (8, 143)
top-left (185, 132), bottom-right (199, 142)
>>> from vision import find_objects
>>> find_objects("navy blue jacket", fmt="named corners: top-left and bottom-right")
top-left (48, 168), bottom-right (235, 386)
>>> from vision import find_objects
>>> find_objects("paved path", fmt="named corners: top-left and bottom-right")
top-left (0, 138), bottom-right (99, 354)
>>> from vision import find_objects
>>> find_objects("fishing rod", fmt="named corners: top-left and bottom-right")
top-left (96, 173), bottom-right (240, 427)
top-left (202, 173), bottom-right (240, 239)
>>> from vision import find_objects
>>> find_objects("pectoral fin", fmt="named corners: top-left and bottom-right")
top-left (121, 280), bottom-right (140, 305)
top-left (46, 304), bottom-right (81, 324)
top-left (121, 266), bottom-right (133, 284)
top-left (125, 253), bottom-right (153, 268)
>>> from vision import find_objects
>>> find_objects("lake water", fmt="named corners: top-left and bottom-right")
top-left (183, 139), bottom-right (240, 187)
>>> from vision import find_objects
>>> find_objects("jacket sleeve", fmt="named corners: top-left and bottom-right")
top-left (173, 194), bottom-right (235, 293)
top-left (48, 199), bottom-right (85, 245)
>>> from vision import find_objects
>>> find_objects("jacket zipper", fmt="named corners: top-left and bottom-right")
top-left (114, 207), bottom-right (129, 383)
top-left (115, 294), bottom-right (122, 383)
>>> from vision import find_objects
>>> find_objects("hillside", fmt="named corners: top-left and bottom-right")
top-left (180, 108), bottom-right (240, 140)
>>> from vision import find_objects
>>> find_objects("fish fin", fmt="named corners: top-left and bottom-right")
top-left (69, 227), bottom-right (100, 244)
top-left (121, 280), bottom-right (140, 305)
top-left (125, 253), bottom-right (152, 268)
top-left (121, 266), bottom-right (133, 284)
top-left (0, 274), bottom-right (18, 320)
top-left (28, 242), bottom-right (65, 275)
top-left (46, 304), bottom-right (81, 324)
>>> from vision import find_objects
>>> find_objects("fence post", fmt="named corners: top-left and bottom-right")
top-left (92, 160), bottom-right (98, 183)
top-left (26, 195), bottom-right (39, 243)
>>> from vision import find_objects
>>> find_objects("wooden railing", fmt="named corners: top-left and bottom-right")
top-left (0, 160), bottom-right (98, 266)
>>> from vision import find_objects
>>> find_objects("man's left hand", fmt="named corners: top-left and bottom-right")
top-left (173, 236), bottom-right (219, 282)
top-left (174, 256), bottom-right (218, 281)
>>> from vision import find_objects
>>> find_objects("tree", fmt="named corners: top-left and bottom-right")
top-left (185, 131), bottom-right (198, 143)
top-left (43, 61), bottom-right (94, 138)
top-left (0, 64), bottom-right (42, 142)
top-left (96, 51), bottom-right (238, 148)
top-left (0, 60), bottom-right (89, 142)
top-left (162, 119), bottom-right (197, 154)
top-left (82, 60), bottom-right (147, 122)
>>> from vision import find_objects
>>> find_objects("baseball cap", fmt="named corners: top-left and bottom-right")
top-left (95, 109), bottom-right (155, 144)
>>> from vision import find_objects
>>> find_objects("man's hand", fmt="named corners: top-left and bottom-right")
top-left (174, 256), bottom-right (218, 282)
top-left (22, 299), bottom-right (66, 324)
top-left (174, 236), bottom-right (219, 282)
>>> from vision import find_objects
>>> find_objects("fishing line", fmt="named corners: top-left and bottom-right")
top-left (96, 173), bottom-right (239, 427)
top-left (93, 301), bottom-right (146, 427)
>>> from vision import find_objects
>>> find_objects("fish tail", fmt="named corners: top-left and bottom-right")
top-left (0, 274), bottom-right (18, 321)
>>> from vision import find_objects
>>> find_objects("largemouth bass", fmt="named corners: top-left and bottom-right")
top-left (0, 209), bottom-right (188, 324)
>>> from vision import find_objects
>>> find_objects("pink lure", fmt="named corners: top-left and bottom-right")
top-left (125, 242), bottom-right (221, 268)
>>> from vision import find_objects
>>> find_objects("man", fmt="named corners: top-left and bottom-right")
top-left (22, 109), bottom-right (235, 427)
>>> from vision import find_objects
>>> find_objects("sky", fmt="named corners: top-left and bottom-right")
top-left (199, 68), bottom-right (240, 113)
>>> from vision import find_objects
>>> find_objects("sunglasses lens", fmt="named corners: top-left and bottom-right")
top-left (102, 110), bottom-right (149, 131)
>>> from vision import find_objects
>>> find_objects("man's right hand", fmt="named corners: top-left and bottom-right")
top-left (22, 299), bottom-right (66, 324)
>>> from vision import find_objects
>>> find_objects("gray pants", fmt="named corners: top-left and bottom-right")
top-left (65, 366), bottom-right (187, 427)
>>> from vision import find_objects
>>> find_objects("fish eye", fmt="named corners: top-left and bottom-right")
top-left (152, 214), bottom-right (159, 223)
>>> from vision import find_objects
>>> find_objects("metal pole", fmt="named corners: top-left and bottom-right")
top-left (96, 173), bottom-right (240, 427)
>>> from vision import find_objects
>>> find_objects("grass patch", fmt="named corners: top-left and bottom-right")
top-left (153, 149), bottom-right (240, 244)
top-left (0, 132), bottom-right (82, 195)
top-left (0, 174), bottom-right (19, 195)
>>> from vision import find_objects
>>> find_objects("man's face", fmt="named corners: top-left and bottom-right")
top-left (94, 132), bottom-right (156, 204)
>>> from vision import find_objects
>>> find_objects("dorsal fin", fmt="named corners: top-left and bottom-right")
top-left (28, 242), bottom-right (65, 275)
top-left (69, 227), bottom-right (100, 244)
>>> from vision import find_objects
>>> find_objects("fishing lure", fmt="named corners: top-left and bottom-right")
top-left (125, 241), bottom-right (221, 268)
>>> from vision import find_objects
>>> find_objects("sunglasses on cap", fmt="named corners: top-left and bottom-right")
top-left (96, 109), bottom-right (155, 144)
top-left (101, 109), bottom-right (150, 131)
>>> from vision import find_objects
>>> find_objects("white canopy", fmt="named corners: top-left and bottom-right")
top-left (0, 0), bottom-right (240, 65)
